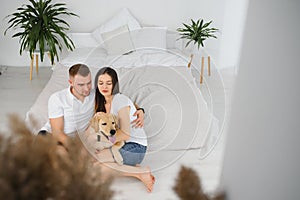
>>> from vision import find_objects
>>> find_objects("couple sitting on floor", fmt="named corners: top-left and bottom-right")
top-left (39, 63), bottom-right (155, 192)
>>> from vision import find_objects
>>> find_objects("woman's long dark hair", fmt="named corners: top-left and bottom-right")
top-left (94, 67), bottom-right (119, 113)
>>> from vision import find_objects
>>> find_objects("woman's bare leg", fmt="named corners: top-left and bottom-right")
top-left (120, 165), bottom-right (155, 193)
top-left (93, 161), bottom-right (155, 192)
top-left (89, 147), bottom-right (155, 192)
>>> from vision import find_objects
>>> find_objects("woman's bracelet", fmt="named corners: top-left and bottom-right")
top-left (137, 107), bottom-right (145, 114)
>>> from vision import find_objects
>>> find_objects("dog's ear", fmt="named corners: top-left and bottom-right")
top-left (90, 115), bottom-right (100, 132)
top-left (112, 114), bottom-right (119, 129)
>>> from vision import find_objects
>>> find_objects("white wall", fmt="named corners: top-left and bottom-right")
top-left (219, 0), bottom-right (249, 69)
top-left (0, 1), bottom-right (34, 67)
top-left (221, 0), bottom-right (300, 200)
top-left (0, 0), bottom-right (228, 67)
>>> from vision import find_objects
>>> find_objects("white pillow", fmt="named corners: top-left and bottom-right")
top-left (131, 27), bottom-right (167, 49)
top-left (101, 25), bottom-right (134, 55)
top-left (92, 8), bottom-right (141, 45)
top-left (166, 30), bottom-right (183, 50)
top-left (67, 33), bottom-right (99, 48)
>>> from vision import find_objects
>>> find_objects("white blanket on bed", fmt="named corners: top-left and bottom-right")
top-left (116, 66), bottom-right (218, 169)
top-left (59, 48), bottom-right (189, 69)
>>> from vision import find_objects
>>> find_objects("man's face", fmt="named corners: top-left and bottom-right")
top-left (69, 73), bottom-right (92, 98)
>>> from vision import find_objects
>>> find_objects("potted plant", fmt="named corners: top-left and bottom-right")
top-left (4, 0), bottom-right (78, 64)
top-left (177, 18), bottom-right (218, 49)
top-left (177, 19), bottom-right (218, 83)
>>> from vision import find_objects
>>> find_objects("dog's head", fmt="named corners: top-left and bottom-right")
top-left (90, 112), bottom-right (118, 142)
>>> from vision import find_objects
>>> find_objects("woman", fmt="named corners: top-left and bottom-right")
top-left (93, 66), bottom-right (155, 192)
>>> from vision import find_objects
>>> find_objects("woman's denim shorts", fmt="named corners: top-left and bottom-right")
top-left (119, 142), bottom-right (147, 166)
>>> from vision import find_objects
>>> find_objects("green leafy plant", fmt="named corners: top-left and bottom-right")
top-left (177, 19), bottom-right (218, 49)
top-left (4, 0), bottom-right (78, 64)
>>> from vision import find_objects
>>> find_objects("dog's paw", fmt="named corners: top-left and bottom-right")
top-left (114, 153), bottom-right (124, 165)
top-left (94, 141), bottom-right (112, 151)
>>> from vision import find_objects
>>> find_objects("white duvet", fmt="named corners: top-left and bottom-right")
top-left (59, 48), bottom-right (189, 69)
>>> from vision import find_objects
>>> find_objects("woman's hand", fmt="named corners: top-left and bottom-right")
top-left (94, 111), bottom-right (105, 117)
top-left (131, 109), bottom-right (144, 128)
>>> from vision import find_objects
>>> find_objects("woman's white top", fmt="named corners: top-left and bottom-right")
top-left (111, 93), bottom-right (147, 146)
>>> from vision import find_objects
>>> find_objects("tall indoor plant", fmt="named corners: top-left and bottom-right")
top-left (4, 0), bottom-right (78, 64)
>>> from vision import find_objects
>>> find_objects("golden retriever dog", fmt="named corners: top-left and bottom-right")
top-left (84, 112), bottom-right (125, 165)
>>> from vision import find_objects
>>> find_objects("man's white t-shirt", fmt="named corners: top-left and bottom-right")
top-left (111, 93), bottom-right (147, 146)
top-left (41, 87), bottom-right (94, 136)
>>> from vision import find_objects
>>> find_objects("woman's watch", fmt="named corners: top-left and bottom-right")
top-left (137, 107), bottom-right (145, 114)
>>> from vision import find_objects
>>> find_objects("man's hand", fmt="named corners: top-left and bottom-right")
top-left (50, 117), bottom-right (69, 151)
top-left (131, 109), bottom-right (144, 128)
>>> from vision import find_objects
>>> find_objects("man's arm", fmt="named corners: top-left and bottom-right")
top-left (50, 117), bottom-right (69, 146)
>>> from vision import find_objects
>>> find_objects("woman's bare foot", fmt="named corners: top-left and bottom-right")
top-left (136, 166), bottom-right (155, 192)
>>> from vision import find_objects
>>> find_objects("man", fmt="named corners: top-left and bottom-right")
top-left (40, 63), bottom-right (144, 146)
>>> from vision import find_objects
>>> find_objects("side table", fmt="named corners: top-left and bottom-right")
top-left (29, 51), bottom-right (51, 80)
top-left (187, 53), bottom-right (211, 84)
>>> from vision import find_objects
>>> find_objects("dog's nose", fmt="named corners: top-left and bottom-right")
top-left (110, 130), bottom-right (116, 135)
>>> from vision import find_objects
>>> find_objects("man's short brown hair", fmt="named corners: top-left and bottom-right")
top-left (69, 64), bottom-right (90, 77)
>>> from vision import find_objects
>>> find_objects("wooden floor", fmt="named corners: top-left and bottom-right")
top-left (0, 66), bottom-right (52, 133)
top-left (0, 65), bottom-right (236, 199)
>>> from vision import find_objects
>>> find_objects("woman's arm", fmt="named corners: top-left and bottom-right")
top-left (132, 103), bottom-right (145, 128)
top-left (115, 106), bottom-right (131, 142)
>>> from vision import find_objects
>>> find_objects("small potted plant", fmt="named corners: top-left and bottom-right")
top-left (177, 18), bottom-right (218, 49)
top-left (4, 0), bottom-right (78, 64)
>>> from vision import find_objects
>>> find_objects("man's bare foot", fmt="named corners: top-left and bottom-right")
top-left (137, 166), bottom-right (155, 192)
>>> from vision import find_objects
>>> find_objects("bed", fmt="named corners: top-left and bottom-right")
top-left (25, 8), bottom-right (221, 198)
